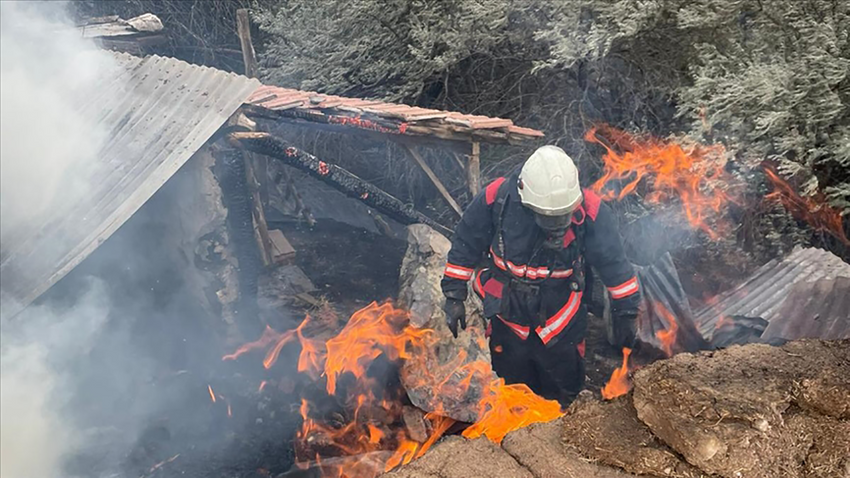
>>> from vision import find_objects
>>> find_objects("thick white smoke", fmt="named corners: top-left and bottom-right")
top-left (0, 3), bottom-right (118, 477)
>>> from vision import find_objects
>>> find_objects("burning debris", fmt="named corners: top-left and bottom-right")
top-left (222, 299), bottom-right (566, 476)
top-left (763, 166), bottom-right (850, 246)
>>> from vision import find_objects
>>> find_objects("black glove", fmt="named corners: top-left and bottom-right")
top-left (443, 298), bottom-right (466, 338)
top-left (612, 310), bottom-right (638, 349)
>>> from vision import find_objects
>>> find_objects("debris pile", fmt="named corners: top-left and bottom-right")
top-left (384, 339), bottom-right (849, 478)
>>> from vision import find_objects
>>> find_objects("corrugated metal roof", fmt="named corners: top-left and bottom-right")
top-left (247, 85), bottom-right (544, 143)
top-left (693, 247), bottom-right (850, 340)
top-left (0, 53), bottom-right (260, 318)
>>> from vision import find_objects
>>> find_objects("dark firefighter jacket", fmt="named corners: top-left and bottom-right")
top-left (441, 173), bottom-right (640, 346)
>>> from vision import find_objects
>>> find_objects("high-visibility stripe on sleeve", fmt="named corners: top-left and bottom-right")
top-left (444, 263), bottom-right (474, 281)
top-left (608, 276), bottom-right (639, 299)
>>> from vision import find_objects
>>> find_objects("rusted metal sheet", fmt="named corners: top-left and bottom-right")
top-left (245, 86), bottom-right (543, 143)
top-left (693, 247), bottom-right (850, 341)
top-left (0, 53), bottom-right (259, 318)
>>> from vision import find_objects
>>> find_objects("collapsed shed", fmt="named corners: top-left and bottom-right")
top-left (0, 30), bottom-right (546, 371)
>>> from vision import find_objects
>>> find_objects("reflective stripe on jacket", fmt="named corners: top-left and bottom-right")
top-left (442, 172), bottom-right (640, 344)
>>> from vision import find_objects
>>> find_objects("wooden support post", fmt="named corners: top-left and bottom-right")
top-left (402, 145), bottom-right (463, 217)
top-left (235, 9), bottom-right (257, 78)
top-left (467, 142), bottom-right (481, 196)
top-left (236, 9), bottom-right (278, 267)
top-left (243, 151), bottom-right (274, 266)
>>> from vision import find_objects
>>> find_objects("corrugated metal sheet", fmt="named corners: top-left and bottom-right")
top-left (763, 277), bottom-right (850, 340)
top-left (693, 247), bottom-right (850, 340)
top-left (247, 85), bottom-right (544, 143)
top-left (0, 53), bottom-right (260, 318)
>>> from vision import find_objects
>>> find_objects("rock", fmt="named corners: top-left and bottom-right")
top-left (559, 395), bottom-right (703, 477)
top-left (401, 406), bottom-right (430, 443)
top-left (632, 339), bottom-right (850, 478)
top-left (381, 436), bottom-right (532, 478)
top-left (503, 418), bottom-right (635, 478)
top-left (397, 225), bottom-right (491, 423)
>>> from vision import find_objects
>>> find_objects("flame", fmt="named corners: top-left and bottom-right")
top-left (207, 384), bottom-right (216, 403)
top-left (227, 402), bottom-right (232, 418)
top-left (654, 302), bottom-right (678, 357)
top-left (322, 302), bottom-right (433, 395)
top-left (222, 325), bottom-right (291, 361)
top-left (586, 125), bottom-right (734, 239)
top-left (763, 166), bottom-right (849, 246)
top-left (258, 380), bottom-right (268, 392)
top-left (462, 378), bottom-right (563, 444)
top-left (601, 348), bottom-right (632, 400)
top-left (224, 301), bottom-right (564, 476)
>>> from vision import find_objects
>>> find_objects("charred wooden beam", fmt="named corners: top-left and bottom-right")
top-left (229, 132), bottom-right (454, 237)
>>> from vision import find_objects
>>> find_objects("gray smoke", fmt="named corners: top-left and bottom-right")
top-left (0, 3), bottom-right (119, 477)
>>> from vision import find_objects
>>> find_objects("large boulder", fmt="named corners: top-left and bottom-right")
top-left (560, 393), bottom-right (702, 477)
top-left (381, 436), bottom-right (532, 478)
top-left (397, 224), bottom-right (491, 423)
top-left (503, 413), bottom-right (634, 478)
top-left (631, 340), bottom-right (850, 478)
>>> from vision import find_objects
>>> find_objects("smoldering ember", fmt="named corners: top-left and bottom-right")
top-left (0, 3), bottom-right (848, 478)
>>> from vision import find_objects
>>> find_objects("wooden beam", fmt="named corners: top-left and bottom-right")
top-left (450, 152), bottom-right (466, 172)
top-left (242, 104), bottom-right (474, 154)
top-left (403, 145), bottom-right (463, 217)
top-left (467, 142), bottom-right (481, 196)
top-left (235, 9), bottom-right (258, 78)
top-left (229, 133), bottom-right (454, 237)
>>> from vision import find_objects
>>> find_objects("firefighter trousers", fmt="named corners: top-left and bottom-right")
top-left (488, 316), bottom-right (585, 407)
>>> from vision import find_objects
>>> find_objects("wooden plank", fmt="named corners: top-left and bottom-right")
top-left (236, 9), bottom-right (258, 78)
top-left (240, 108), bottom-right (474, 154)
top-left (403, 145), bottom-right (463, 218)
top-left (268, 229), bottom-right (296, 264)
top-left (467, 142), bottom-right (481, 196)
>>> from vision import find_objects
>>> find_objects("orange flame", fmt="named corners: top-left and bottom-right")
top-left (322, 303), bottom-right (433, 395)
top-left (207, 384), bottom-right (216, 403)
top-left (654, 302), bottom-right (679, 357)
top-left (258, 380), bottom-right (268, 392)
top-left (462, 378), bottom-right (564, 444)
top-left (763, 166), bottom-right (849, 246)
top-left (222, 325), bottom-right (291, 361)
top-left (586, 125), bottom-right (734, 239)
top-left (225, 301), bottom-right (564, 476)
top-left (601, 348), bottom-right (632, 400)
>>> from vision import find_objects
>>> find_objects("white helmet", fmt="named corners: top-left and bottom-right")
top-left (518, 146), bottom-right (583, 219)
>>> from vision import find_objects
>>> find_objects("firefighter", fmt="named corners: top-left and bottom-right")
top-left (441, 145), bottom-right (641, 406)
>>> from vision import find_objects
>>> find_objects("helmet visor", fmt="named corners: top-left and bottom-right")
top-left (534, 212), bottom-right (572, 232)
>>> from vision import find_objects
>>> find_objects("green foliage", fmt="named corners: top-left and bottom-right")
top-left (542, 0), bottom-right (850, 216)
top-left (255, 0), bottom-right (526, 101)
